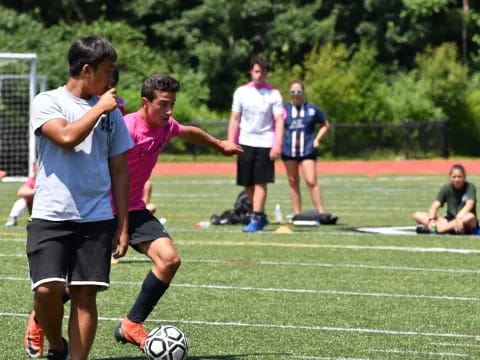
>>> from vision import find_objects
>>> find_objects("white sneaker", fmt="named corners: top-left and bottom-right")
top-left (5, 216), bottom-right (17, 227)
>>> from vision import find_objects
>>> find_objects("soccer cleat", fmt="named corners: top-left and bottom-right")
top-left (46, 337), bottom-right (68, 360)
top-left (257, 216), bottom-right (269, 230)
top-left (415, 224), bottom-right (431, 234)
top-left (24, 311), bottom-right (44, 358)
top-left (114, 318), bottom-right (148, 349)
top-left (242, 216), bottom-right (268, 232)
top-left (5, 216), bottom-right (17, 227)
top-left (243, 219), bottom-right (260, 232)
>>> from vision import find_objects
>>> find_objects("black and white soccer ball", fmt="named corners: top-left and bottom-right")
top-left (144, 325), bottom-right (189, 360)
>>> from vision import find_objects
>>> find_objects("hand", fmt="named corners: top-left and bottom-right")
top-left (97, 88), bottom-right (118, 114)
top-left (219, 140), bottom-right (243, 156)
top-left (112, 229), bottom-right (129, 259)
top-left (313, 138), bottom-right (320, 148)
top-left (269, 145), bottom-right (281, 160)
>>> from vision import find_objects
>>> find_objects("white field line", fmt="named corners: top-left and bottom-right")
top-left (4, 236), bottom-right (480, 253)
top-left (1, 227), bottom-right (477, 240)
top-left (374, 348), bottom-right (468, 357)
top-left (1, 276), bottom-right (479, 302)
top-left (2, 253), bottom-right (480, 275)
top-left (431, 342), bottom-right (480, 348)
top-left (1, 311), bottom-right (479, 341)
top-left (291, 357), bottom-right (373, 360)
top-left (174, 240), bottom-right (480, 254)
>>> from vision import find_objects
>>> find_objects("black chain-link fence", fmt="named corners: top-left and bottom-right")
top-left (166, 119), bottom-right (449, 159)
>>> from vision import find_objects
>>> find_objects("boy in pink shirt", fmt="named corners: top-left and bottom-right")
top-left (114, 73), bottom-right (242, 350)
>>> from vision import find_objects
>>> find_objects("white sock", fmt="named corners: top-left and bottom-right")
top-left (9, 199), bottom-right (27, 218)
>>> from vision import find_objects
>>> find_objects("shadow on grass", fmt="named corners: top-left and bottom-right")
top-left (188, 354), bottom-right (290, 359)
top-left (97, 353), bottom-right (289, 359)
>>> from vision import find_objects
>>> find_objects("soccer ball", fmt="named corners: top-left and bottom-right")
top-left (144, 325), bottom-right (189, 360)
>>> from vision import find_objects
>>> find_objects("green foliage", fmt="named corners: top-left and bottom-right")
top-left (303, 43), bottom-right (359, 123)
top-left (3, 1), bottom-right (480, 155)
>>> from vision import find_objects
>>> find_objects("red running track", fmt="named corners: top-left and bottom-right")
top-left (152, 159), bottom-right (480, 176)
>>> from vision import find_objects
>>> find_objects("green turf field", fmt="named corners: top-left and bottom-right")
top-left (1, 173), bottom-right (480, 359)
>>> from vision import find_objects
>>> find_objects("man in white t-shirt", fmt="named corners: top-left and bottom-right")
top-left (24, 35), bottom-right (133, 360)
top-left (228, 55), bottom-right (284, 232)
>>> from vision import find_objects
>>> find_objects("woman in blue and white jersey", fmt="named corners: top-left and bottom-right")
top-left (282, 80), bottom-right (330, 215)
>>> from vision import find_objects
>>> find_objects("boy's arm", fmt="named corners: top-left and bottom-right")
top-left (270, 113), bottom-right (284, 160)
top-left (109, 152), bottom-right (130, 258)
top-left (40, 88), bottom-right (118, 149)
top-left (227, 111), bottom-right (241, 143)
top-left (178, 125), bottom-right (243, 155)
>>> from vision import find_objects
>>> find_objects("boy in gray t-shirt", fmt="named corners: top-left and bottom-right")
top-left (24, 35), bottom-right (133, 360)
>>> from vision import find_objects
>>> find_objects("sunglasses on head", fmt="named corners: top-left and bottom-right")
top-left (289, 89), bottom-right (304, 95)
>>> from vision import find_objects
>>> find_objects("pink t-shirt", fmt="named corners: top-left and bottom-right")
top-left (123, 111), bottom-right (181, 211)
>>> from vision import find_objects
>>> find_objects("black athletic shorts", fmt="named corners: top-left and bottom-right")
top-left (128, 209), bottom-right (171, 252)
top-left (281, 152), bottom-right (317, 162)
top-left (26, 218), bottom-right (117, 291)
top-left (236, 145), bottom-right (275, 186)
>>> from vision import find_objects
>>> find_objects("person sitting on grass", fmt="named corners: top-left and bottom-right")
top-left (413, 163), bottom-right (478, 234)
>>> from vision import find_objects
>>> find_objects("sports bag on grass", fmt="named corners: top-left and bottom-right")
top-left (292, 210), bottom-right (338, 225)
top-left (210, 190), bottom-right (253, 225)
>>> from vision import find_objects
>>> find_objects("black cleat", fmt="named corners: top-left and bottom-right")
top-left (46, 337), bottom-right (68, 360)
top-left (416, 224), bottom-right (431, 234)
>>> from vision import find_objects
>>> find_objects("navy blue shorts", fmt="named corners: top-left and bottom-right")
top-left (281, 152), bottom-right (317, 162)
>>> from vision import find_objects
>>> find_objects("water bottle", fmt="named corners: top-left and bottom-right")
top-left (274, 204), bottom-right (283, 223)
top-left (430, 223), bottom-right (437, 234)
top-left (195, 221), bottom-right (210, 229)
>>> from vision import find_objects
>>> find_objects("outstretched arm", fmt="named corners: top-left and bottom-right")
top-left (178, 125), bottom-right (243, 156)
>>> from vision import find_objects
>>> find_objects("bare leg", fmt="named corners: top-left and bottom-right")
top-left (68, 286), bottom-right (98, 360)
top-left (137, 237), bottom-right (181, 284)
top-left (436, 213), bottom-right (477, 234)
top-left (252, 184), bottom-right (267, 213)
top-left (33, 282), bottom-right (65, 352)
top-left (244, 185), bottom-right (254, 206)
top-left (284, 160), bottom-right (301, 214)
top-left (300, 159), bottom-right (325, 213)
top-left (413, 211), bottom-right (431, 228)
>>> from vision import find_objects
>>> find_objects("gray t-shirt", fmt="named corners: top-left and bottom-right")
top-left (31, 86), bottom-right (134, 222)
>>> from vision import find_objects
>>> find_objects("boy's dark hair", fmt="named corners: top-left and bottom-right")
top-left (250, 55), bottom-right (269, 71)
top-left (68, 35), bottom-right (117, 76)
top-left (141, 73), bottom-right (180, 101)
top-left (111, 65), bottom-right (119, 87)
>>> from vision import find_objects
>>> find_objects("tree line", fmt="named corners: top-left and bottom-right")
top-left (1, 0), bottom-right (480, 155)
